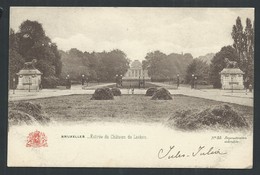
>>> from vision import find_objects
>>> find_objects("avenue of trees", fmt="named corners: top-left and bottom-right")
top-left (60, 48), bottom-right (130, 82)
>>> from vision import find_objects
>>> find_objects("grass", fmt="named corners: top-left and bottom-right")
top-left (9, 101), bottom-right (50, 126)
top-left (167, 104), bottom-right (250, 131)
top-left (18, 94), bottom-right (253, 128)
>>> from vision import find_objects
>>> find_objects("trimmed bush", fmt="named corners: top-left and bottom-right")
top-left (167, 104), bottom-right (249, 131)
top-left (91, 87), bottom-right (114, 100)
top-left (8, 101), bottom-right (50, 126)
top-left (145, 87), bottom-right (157, 96)
top-left (151, 88), bottom-right (172, 100)
top-left (111, 87), bottom-right (121, 96)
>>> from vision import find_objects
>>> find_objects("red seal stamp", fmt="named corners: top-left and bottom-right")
top-left (26, 130), bottom-right (48, 147)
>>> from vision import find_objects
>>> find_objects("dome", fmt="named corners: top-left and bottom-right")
top-left (131, 60), bottom-right (142, 69)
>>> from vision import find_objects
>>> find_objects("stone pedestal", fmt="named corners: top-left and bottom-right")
top-left (220, 68), bottom-right (244, 90)
top-left (16, 69), bottom-right (42, 90)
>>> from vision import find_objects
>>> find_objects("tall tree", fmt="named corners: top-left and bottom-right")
top-left (244, 18), bottom-right (254, 86)
top-left (209, 46), bottom-right (239, 88)
top-left (16, 20), bottom-right (62, 78)
top-left (9, 29), bottom-right (25, 88)
top-left (231, 17), bottom-right (254, 86)
top-left (231, 17), bottom-right (245, 64)
top-left (144, 51), bottom-right (169, 80)
top-left (144, 51), bottom-right (193, 81)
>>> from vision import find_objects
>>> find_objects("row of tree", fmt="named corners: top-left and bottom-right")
top-left (142, 51), bottom-right (193, 82)
top-left (60, 48), bottom-right (130, 82)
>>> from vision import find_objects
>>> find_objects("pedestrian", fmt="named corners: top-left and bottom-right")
top-left (66, 75), bottom-right (71, 89)
top-left (81, 75), bottom-right (85, 86)
top-left (131, 88), bottom-right (134, 94)
top-left (39, 78), bottom-right (42, 90)
top-left (177, 74), bottom-right (180, 89)
top-left (249, 84), bottom-right (252, 92)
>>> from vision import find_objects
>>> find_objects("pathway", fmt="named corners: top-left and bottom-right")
top-left (149, 82), bottom-right (253, 107)
top-left (9, 83), bottom-right (115, 101)
top-left (9, 82), bottom-right (253, 107)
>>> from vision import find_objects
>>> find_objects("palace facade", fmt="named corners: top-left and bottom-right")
top-left (123, 60), bottom-right (150, 80)
top-left (122, 60), bottom-right (151, 88)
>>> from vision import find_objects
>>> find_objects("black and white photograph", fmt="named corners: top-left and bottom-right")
top-left (7, 7), bottom-right (254, 168)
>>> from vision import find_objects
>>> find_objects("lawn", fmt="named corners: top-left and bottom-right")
top-left (22, 94), bottom-right (253, 126)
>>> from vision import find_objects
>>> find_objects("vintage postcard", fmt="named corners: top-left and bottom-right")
top-left (8, 7), bottom-right (254, 168)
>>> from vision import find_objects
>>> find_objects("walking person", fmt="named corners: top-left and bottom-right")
top-left (81, 75), bottom-right (85, 86)
top-left (66, 75), bottom-right (71, 89)
top-left (177, 74), bottom-right (180, 89)
top-left (131, 87), bottom-right (134, 95)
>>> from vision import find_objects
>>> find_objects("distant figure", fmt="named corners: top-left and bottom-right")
top-left (131, 88), bottom-right (134, 94)
top-left (176, 74), bottom-right (180, 89)
top-left (244, 77), bottom-right (249, 90)
top-left (249, 84), bottom-right (253, 92)
top-left (39, 78), bottom-right (42, 90)
top-left (66, 75), bottom-right (71, 89)
top-left (81, 75), bottom-right (85, 85)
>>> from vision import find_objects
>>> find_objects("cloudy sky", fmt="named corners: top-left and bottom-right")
top-left (10, 7), bottom-right (254, 61)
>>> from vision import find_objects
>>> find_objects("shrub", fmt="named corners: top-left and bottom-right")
top-left (145, 87), bottom-right (157, 96)
top-left (57, 77), bottom-right (67, 86)
top-left (91, 87), bottom-right (114, 100)
top-left (8, 101), bottom-right (50, 126)
top-left (167, 104), bottom-right (249, 131)
top-left (151, 88), bottom-right (172, 100)
top-left (111, 87), bottom-right (121, 96)
top-left (42, 76), bottom-right (59, 88)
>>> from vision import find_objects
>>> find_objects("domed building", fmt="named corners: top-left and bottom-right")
top-left (122, 60), bottom-right (151, 88)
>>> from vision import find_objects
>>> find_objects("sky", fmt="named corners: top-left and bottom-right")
top-left (10, 7), bottom-right (254, 61)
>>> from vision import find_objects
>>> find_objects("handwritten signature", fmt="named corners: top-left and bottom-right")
top-left (158, 145), bottom-right (227, 159)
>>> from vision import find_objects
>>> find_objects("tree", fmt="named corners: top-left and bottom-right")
top-left (143, 51), bottom-right (193, 81)
top-left (9, 49), bottom-right (25, 84)
top-left (96, 49), bottom-right (130, 81)
top-left (231, 17), bottom-right (245, 63)
top-left (9, 29), bottom-right (25, 88)
top-left (60, 49), bottom-right (130, 82)
top-left (244, 18), bottom-right (254, 86)
top-left (231, 17), bottom-right (254, 86)
top-left (185, 59), bottom-right (209, 84)
top-left (144, 51), bottom-right (169, 80)
top-left (16, 20), bottom-right (62, 79)
top-left (209, 46), bottom-right (239, 88)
